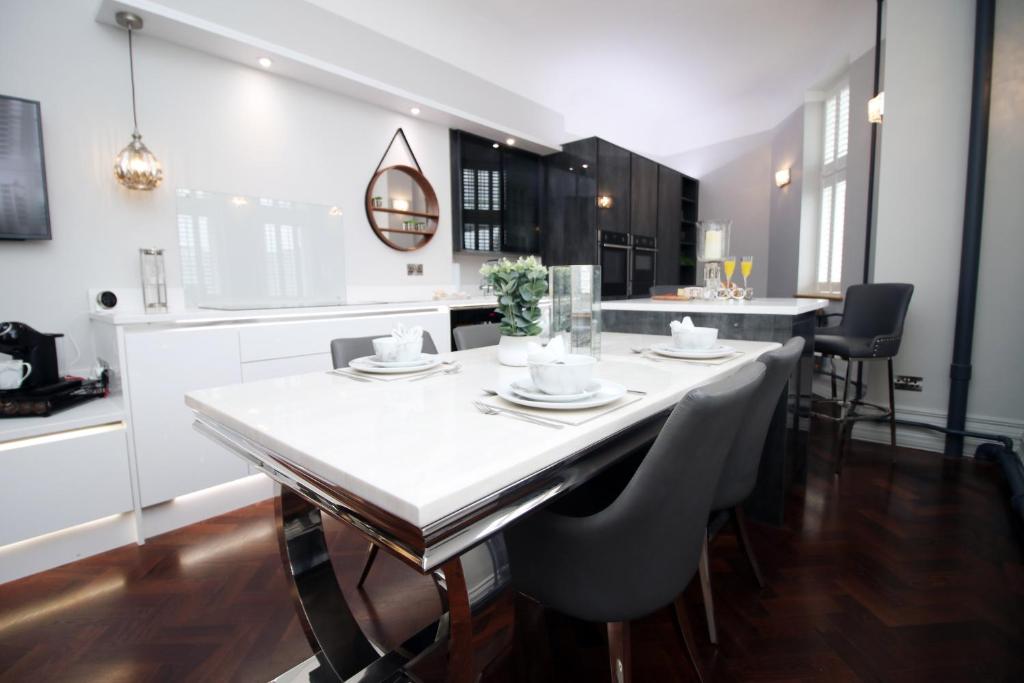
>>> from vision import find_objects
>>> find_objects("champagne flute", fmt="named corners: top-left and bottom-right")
top-left (741, 256), bottom-right (753, 292)
top-left (723, 257), bottom-right (736, 288)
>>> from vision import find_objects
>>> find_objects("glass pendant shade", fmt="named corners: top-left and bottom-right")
top-left (115, 132), bottom-right (162, 190)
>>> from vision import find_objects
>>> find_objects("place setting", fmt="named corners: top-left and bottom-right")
top-left (634, 317), bottom-right (743, 365)
top-left (477, 337), bottom-right (644, 428)
top-left (330, 325), bottom-right (461, 382)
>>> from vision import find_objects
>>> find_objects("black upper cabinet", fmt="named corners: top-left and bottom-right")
top-left (630, 154), bottom-right (658, 238)
top-left (542, 138), bottom-right (597, 266)
top-left (503, 149), bottom-right (541, 254)
top-left (451, 130), bottom-right (541, 254)
top-left (596, 139), bottom-right (630, 235)
top-left (656, 166), bottom-right (682, 285)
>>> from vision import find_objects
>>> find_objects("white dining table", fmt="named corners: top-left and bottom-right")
top-left (186, 332), bottom-right (779, 683)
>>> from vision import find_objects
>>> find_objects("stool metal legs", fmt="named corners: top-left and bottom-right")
top-left (827, 357), bottom-right (899, 476)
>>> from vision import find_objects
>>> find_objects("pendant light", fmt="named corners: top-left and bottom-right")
top-left (113, 12), bottom-right (163, 190)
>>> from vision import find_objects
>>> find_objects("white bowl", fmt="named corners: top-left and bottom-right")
top-left (528, 354), bottom-right (597, 395)
top-left (373, 336), bottom-right (422, 362)
top-left (672, 327), bottom-right (719, 350)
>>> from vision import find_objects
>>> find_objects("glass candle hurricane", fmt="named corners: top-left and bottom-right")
top-left (550, 265), bottom-right (602, 359)
top-left (139, 247), bottom-right (168, 313)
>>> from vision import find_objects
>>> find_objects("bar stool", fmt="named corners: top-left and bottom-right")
top-left (330, 333), bottom-right (438, 587)
top-left (812, 283), bottom-right (914, 475)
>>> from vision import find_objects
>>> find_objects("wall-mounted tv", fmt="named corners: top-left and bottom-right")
top-left (0, 95), bottom-right (51, 240)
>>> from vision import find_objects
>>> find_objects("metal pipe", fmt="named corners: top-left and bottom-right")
top-left (862, 0), bottom-right (884, 285)
top-left (945, 0), bottom-right (995, 457)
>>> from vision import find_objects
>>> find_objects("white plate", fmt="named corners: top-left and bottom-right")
top-left (365, 354), bottom-right (435, 368)
top-left (496, 379), bottom-right (626, 410)
top-left (510, 379), bottom-right (602, 403)
top-left (650, 342), bottom-right (738, 360)
top-left (349, 354), bottom-right (442, 374)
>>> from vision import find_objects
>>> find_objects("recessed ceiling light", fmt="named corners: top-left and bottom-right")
top-left (492, 142), bottom-right (500, 149)
top-left (505, 138), bottom-right (516, 146)
top-left (581, 164), bottom-right (589, 169)
top-left (410, 107), bottom-right (421, 116)
top-left (257, 57), bottom-right (273, 69)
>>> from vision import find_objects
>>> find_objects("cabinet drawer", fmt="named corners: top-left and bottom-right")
top-left (241, 353), bottom-right (332, 382)
top-left (0, 424), bottom-right (133, 546)
top-left (237, 309), bottom-right (450, 362)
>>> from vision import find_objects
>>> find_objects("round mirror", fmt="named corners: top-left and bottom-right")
top-left (365, 164), bottom-right (439, 251)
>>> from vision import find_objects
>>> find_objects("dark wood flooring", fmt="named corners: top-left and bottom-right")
top-left (2, 426), bottom-right (1023, 682)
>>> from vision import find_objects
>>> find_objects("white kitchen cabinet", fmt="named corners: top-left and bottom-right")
top-left (0, 424), bottom-right (134, 546)
top-left (124, 326), bottom-right (248, 506)
top-left (241, 352), bottom-right (333, 383)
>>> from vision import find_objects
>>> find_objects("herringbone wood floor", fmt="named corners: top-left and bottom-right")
top-left (1, 426), bottom-right (1022, 682)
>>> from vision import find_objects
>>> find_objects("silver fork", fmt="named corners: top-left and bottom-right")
top-left (409, 363), bottom-right (463, 382)
top-left (473, 401), bottom-right (565, 429)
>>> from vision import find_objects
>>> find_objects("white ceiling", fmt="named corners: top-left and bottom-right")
top-left (306, 0), bottom-right (876, 159)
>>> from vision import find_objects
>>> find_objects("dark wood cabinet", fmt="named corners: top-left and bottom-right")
top-left (542, 138), bottom-right (597, 266)
top-left (450, 130), bottom-right (542, 254)
top-left (596, 139), bottom-right (631, 235)
top-left (630, 154), bottom-right (658, 238)
top-left (656, 167), bottom-right (682, 285)
top-left (502, 149), bottom-right (541, 254)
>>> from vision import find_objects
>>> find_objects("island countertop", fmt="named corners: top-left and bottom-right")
top-left (602, 297), bottom-right (830, 316)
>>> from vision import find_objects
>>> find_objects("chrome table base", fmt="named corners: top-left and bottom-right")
top-left (276, 485), bottom-right (514, 682)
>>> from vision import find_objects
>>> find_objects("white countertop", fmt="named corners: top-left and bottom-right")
top-left (0, 395), bottom-right (125, 444)
top-left (186, 333), bottom-right (778, 529)
top-left (90, 297), bottom-right (500, 327)
top-left (602, 297), bottom-right (829, 316)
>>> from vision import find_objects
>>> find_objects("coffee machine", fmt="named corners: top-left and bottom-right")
top-left (0, 322), bottom-right (107, 417)
top-left (0, 322), bottom-right (62, 389)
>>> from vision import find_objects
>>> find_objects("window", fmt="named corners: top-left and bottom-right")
top-left (817, 83), bottom-right (849, 292)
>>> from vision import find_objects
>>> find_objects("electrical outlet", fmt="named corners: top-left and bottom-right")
top-left (894, 375), bottom-right (923, 392)
top-left (407, 263), bottom-right (423, 276)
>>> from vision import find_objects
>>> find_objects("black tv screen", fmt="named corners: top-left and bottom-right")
top-left (0, 95), bottom-right (51, 240)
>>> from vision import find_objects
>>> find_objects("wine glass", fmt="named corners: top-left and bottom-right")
top-left (741, 256), bottom-right (753, 292)
top-left (723, 257), bottom-right (736, 288)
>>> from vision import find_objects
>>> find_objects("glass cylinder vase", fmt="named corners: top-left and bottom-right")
top-left (139, 247), bottom-right (168, 313)
top-left (549, 265), bottom-right (602, 359)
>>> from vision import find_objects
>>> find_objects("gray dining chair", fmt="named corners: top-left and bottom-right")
top-left (505, 363), bottom-right (766, 683)
top-left (698, 337), bottom-right (805, 644)
top-left (330, 333), bottom-right (438, 371)
top-left (329, 332), bottom-right (437, 588)
top-left (452, 323), bottom-right (501, 351)
top-left (813, 283), bottom-right (914, 474)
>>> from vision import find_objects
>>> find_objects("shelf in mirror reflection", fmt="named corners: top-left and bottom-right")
top-left (376, 227), bottom-right (436, 236)
top-left (370, 207), bottom-right (439, 219)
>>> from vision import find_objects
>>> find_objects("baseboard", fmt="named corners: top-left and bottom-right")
top-left (852, 406), bottom-right (1024, 456)
top-left (140, 473), bottom-right (275, 539)
top-left (0, 512), bottom-right (137, 584)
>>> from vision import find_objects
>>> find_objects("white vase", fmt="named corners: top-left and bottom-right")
top-left (497, 334), bottom-right (541, 367)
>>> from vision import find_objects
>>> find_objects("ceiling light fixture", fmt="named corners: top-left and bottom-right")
top-left (581, 164), bottom-right (589, 169)
top-left (867, 91), bottom-right (885, 124)
top-left (258, 56), bottom-right (273, 69)
top-left (775, 168), bottom-right (791, 188)
top-left (597, 195), bottom-right (613, 208)
top-left (410, 107), bottom-right (421, 116)
top-left (505, 138), bottom-right (516, 146)
top-left (492, 142), bottom-right (500, 149)
top-left (113, 12), bottom-right (163, 191)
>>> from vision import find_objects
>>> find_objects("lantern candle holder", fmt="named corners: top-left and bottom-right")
top-left (549, 265), bottom-right (602, 359)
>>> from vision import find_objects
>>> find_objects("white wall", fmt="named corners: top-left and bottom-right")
top-left (0, 0), bottom-right (462, 367)
top-left (869, 0), bottom-right (1024, 450)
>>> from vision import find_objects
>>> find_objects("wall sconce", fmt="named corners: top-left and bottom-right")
top-left (391, 198), bottom-right (410, 212)
top-left (868, 91), bottom-right (885, 124)
top-left (774, 168), bottom-right (791, 188)
top-left (597, 195), bottom-right (614, 209)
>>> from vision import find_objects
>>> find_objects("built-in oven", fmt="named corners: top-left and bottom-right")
top-left (599, 230), bottom-right (630, 300)
top-left (631, 235), bottom-right (657, 299)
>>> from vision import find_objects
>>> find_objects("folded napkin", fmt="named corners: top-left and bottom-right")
top-left (391, 323), bottom-right (423, 343)
top-left (669, 316), bottom-right (695, 333)
top-left (526, 335), bottom-right (566, 364)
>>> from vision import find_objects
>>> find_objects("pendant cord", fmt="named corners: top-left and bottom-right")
top-left (128, 28), bottom-right (139, 135)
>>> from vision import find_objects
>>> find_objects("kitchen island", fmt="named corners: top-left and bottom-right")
top-left (604, 296), bottom-right (830, 522)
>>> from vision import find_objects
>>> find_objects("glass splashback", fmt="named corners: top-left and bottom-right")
top-left (175, 189), bottom-right (345, 309)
